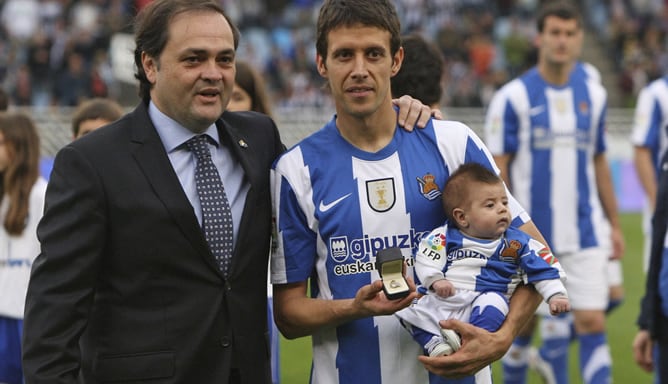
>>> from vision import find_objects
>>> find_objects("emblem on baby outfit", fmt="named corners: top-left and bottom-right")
top-left (500, 239), bottom-right (521, 262)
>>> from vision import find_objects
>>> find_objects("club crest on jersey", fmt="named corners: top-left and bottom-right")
top-left (366, 178), bottom-right (395, 212)
top-left (554, 98), bottom-right (567, 114)
top-left (579, 101), bottom-right (589, 115)
top-left (416, 173), bottom-right (442, 201)
top-left (500, 238), bottom-right (521, 263)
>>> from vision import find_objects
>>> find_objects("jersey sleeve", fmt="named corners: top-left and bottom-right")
top-left (534, 279), bottom-right (568, 303)
top-left (271, 148), bottom-right (318, 285)
top-left (630, 84), bottom-right (662, 152)
top-left (518, 237), bottom-right (567, 301)
top-left (483, 81), bottom-right (523, 155)
top-left (414, 226), bottom-right (448, 290)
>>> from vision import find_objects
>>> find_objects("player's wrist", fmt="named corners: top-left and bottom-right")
top-left (546, 292), bottom-right (568, 303)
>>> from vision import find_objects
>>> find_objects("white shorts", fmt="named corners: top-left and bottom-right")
top-left (555, 248), bottom-right (609, 311)
top-left (607, 259), bottom-right (623, 287)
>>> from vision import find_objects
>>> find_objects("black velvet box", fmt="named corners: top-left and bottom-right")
top-left (375, 247), bottom-right (409, 300)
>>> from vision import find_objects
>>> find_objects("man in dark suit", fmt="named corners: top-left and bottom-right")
top-left (633, 148), bottom-right (668, 382)
top-left (22, 1), bottom-right (283, 382)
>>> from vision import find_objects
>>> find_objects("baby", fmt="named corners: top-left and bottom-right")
top-left (397, 163), bottom-right (570, 360)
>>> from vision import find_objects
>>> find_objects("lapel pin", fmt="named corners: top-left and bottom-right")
top-left (238, 139), bottom-right (248, 148)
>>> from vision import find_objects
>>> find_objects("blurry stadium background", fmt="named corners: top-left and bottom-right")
top-left (3, 0), bottom-right (661, 382)
top-left (3, 0), bottom-right (652, 211)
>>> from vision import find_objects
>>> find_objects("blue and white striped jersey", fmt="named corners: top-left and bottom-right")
top-left (484, 64), bottom-right (611, 254)
top-left (271, 116), bottom-right (529, 384)
top-left (416, 224), bottom-right (566, 301)
top-left (630, 76), bottom-right (668, 179)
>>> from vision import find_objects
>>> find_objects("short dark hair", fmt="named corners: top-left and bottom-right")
top-left (316, 0), bottom-right (401, 61)
top-left (235, 61), bottom-right (273, 117)
top-left (133, 0), bottom-right (240, 102)
top-left (391, 34), bottom-right (444, 107)
top-left (71, 98), bottom-right (124, 137)
top-left (442, 163), bottom-right (502, 224)
top-left (536, 0), bottom-right (582, 33)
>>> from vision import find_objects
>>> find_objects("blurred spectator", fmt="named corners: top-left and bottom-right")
top-left (501, 16), bottom-right (534, 77)
top-left (26, 30), bottom-right (53, 107)
top-left (12, 66), bottom-right (32, 107)
top-left (52, 52), bottom-right (91, 106)
top-left (89, 51), bottom-right (117, 99)
top-left (229, 60), bottom-right (273, 116)
top-left (606, 0), bottom-right (668, 107)
top-left (1, 0), bottom-right (40, 43)
top-left (0, 88), bottom-right (8, 111)
top-left (467, 29), bottom-right (496, 78)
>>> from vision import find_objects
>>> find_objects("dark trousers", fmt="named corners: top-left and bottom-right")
top-left (659, 341), bottom-right (668, 384)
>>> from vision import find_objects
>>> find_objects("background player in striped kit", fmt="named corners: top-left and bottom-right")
top-left (483, 2), bottom-right (624, 383)
top-left (271, 0), bottom-right (553, 383)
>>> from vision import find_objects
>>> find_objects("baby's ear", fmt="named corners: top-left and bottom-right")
top-left (452, 208), bottom-right (467, 227)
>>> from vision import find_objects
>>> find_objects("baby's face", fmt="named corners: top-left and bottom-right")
top-left (462, 181), bottom-right (511, 239)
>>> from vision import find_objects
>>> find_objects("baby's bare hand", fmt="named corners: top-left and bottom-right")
top-left (432, 280), bottom-right (455, 298)
top-left (548, 295), bottom-right (571, 315)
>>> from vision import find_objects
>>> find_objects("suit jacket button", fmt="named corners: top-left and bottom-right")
top-left (220, 337), bottom-right (231, 347)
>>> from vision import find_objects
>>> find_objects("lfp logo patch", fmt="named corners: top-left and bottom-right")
top-left (426, 232), bottom-right (446, 251)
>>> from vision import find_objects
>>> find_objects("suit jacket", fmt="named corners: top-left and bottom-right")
top-left (22, 102), bottom-right (284, 383)
top-left (638, 147), bottom-right (668, 344)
